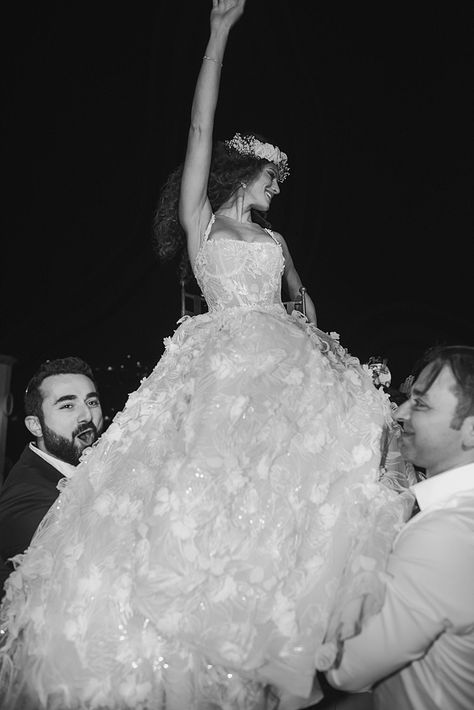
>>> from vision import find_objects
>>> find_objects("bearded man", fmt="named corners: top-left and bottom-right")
top-left (0, 356), bottom-right (104, 595)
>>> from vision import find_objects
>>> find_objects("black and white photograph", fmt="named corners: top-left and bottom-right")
top-left (0, 2), bottom-right (472, 709)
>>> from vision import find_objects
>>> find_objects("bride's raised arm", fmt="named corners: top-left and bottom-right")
top-left (178, 0), bottom-right (246, 266)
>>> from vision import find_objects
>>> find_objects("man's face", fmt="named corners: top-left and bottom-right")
top-left (33, 373), bottom-right (103, 465)
top-left (396, 363), bottom-right (463, 477)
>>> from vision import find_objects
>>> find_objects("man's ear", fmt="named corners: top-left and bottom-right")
top-left (461, 415), bottom-right (474, 449)
top-left (25, 416), bottom-right (43, 439)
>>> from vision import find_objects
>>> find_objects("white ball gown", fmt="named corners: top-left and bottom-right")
top-left (0, 216), bottom-right (411, 709)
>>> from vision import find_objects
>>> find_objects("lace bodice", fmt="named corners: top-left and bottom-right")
top-left (193, 215), bottom-right (285, 311)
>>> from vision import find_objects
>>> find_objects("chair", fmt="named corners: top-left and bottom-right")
top-left (180, 280), bottom-right (307, 318)
top-left (180, 280), bottom-right (208, 317)
top-left (284, 287), bottom-right (307, 318)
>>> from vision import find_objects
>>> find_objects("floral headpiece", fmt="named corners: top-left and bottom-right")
top-left (224, 132), bottom-right (290, 182)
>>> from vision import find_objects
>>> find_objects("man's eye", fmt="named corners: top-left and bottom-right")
top-left (88, 399), bottom-right (100, 407)
top-left (413, 399), bottom-right (427, 409)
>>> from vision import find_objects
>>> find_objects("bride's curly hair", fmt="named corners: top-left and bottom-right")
top-left (153, 134), bottom-right (274, 281)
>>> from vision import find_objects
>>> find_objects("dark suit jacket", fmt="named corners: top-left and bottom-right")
top-left (0, 445), bottom-right (64, 595)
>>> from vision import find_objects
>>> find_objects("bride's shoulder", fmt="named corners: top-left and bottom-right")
top-left (268, 230), bottom-right (287, 250)
top-left (269, 229), bottom-right (284, 242)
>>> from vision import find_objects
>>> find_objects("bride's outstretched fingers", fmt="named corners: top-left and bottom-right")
top-left (210, 0), bottom-right (246, 32)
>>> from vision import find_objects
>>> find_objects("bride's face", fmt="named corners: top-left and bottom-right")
top-left (246, 162), bottom-right (280, 211)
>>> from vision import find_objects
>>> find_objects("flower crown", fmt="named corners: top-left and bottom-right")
top-left (224, 132), bottom-right (290, 182)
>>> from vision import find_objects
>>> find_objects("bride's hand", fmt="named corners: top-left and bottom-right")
top-left (210, 0), bottom-right (246, 33)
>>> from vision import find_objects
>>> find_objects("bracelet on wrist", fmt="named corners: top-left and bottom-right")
top-left (203, 55), bottom-right (223, 67)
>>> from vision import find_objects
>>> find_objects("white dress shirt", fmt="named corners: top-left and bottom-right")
top-left (28, 443), bottom-right (76, 479)
top-left (327, 462), bottom-right (474, 710)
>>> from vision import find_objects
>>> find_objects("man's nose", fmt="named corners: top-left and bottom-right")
top-left (395, 399), bottom-right (410, 422)
top-left (77, 402), bottom-right (93, 421)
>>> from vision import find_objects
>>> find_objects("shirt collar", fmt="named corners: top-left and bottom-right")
top-left (411, 462), bottom-right (474, 512)
top-left (29, 442), bottom-right (76, 479)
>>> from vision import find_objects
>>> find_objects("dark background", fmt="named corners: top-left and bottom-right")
top-left (1, 1), bottom-right (472, 469)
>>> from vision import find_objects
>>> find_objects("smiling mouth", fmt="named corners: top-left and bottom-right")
top-left (76, 429), bottom-right (96, 446)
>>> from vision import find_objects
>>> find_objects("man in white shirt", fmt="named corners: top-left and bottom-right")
top-left (0, 356), bottom-right (104, 594)
top-left (326, 344), bottom-right (474, 710)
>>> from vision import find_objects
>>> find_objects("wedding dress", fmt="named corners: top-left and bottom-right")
top-left (0, 216), bottom-right (411, 709)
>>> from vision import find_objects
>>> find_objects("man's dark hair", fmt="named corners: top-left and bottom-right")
top-left (417, 345), bottom-right (474, 429)
top-left (24, 356), bottom-right (98, 418)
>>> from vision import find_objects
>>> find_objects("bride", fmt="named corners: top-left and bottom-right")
top-left (0, 2), bottom-right (412, 708)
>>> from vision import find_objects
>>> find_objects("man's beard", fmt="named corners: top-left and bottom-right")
top-left (40, 420), bottom-right (101, 466)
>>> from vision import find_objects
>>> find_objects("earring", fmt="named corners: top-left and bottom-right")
top-left (241, 182), bottom-right (247, 190)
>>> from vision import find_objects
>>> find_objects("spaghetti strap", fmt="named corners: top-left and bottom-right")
top-left (203, 213), bottom-right (216, 243)
top-left (264, 227), bottom-right (279, 245)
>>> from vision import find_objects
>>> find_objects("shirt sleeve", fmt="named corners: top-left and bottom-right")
top-left (326, 510), bottom-right (473, 692)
